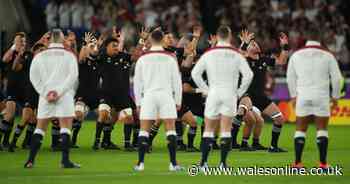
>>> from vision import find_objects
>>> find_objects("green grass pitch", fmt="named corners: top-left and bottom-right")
top-left (0, 121), bottom-right (349, 184)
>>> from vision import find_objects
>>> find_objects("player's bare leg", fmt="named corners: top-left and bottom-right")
top-left (293, 115), bottom-right (311, 168)
top-left (251, 111), bottom-right (267, 150)
top-left (232, 96), bottom-right (252, 149)
top-left (24, 118), bottom-right (49, 168)
top-left (8, 106), bottom-right (34, 152)
top-left (71, 101), bottom-right (86, 148)
top-left (93, 103), bottom-right (110, 150)
top-left (0, 100), bottom-right (16, 149)
top-left (263, 102), bottom-right (287, 152)
top-left (240, 111), bottom-right (256, 151)
top-left (182, 111), bottom-right (199, 152)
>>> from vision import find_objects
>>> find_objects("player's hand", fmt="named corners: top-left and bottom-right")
top-left (208, 34), bottom-right (217, 47)
top-left (290, 97), bottom-right (296, 109)
top-left (184, 42), bottom-right (195, 56)
top-left (331, 98), bottom-right (338, 109)
top-left (139, 27), bottom-right (151, 40)
top-left (46, 91), bottom-right (58, 103)
top-left (279, 32), bottom-right (289, 45)
top-left (239, 29), bottom-right (254, 44)
top-left (193, 25), bottom-right (202, 38)
top-left (176, 105), bottom-right (181, 111)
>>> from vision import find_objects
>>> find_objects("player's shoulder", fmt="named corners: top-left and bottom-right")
top-left (139, 50), bottom-right (177, 61)
top-left (202, 46), bottom-right (243, 57)
top-left (293, 44), bottom-right (335, 58)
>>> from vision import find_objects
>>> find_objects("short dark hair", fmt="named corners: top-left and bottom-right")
top-left (305, 24), bottom-right (321, 41)
top-left (15, 32), bottom-right (26, 38)
top-left (32, 43), bottom-right (46, 53)
top-left (103, 36), bottom-right (119, 48)
top-left (216, 25), bottom-right (231, 40)
top-left (150, 30), bottom-right (164, 43)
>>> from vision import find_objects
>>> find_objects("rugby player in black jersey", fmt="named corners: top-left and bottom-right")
top-left (0, 32), bottom-right (28, 149)
top-left (8, 42), bottom-right (46, 152)
top-left (93, 36), bottom-right (137, 150)
top-left (71, 32), bottom-right (100, 148)
top-left (233, 29), bottom-right (289, 152)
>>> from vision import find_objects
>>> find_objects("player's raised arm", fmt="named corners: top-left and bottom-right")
top-left (191, 56), bottom-right (209, 92)
top-left (237, 56), bottom-right (253, 98)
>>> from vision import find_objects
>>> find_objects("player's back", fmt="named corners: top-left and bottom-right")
top-left (289, 43), bottom-right (337, 98)
top-left (31, 43), bottom-right (78, 95)
top-left (202, 47), bottom-right (245, 92)
top-left (136, 51), bottom-right (178, 95)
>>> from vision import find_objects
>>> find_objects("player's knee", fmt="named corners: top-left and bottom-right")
top-left (98, 109), bottom-right (110, 122)
top-left (166, 130), bottom-right (177, 147)
top-left (271, 112), bottom-right (284, 125)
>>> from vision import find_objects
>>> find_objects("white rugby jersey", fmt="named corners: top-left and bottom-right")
top-left (30, 43), bottom-right (79, 97)
top-left (287, 41), bottom-right (343, 99)
top-left (133, 46), bottom-right (182, 106)
top-left (191, 41), bottom-right (253, 97)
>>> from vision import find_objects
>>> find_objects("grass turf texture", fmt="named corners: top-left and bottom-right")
top-left (0, 121), bottom-right (348, 184)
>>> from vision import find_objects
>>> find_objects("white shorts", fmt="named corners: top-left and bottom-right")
top-left (37, 94), bottom-right (75, 119)
top-left (296, 97), bottom-right (330, 117)
top-left (204, 91), bottom-right (237, 119)
top-left (140, 92), bottom-right (177, 120)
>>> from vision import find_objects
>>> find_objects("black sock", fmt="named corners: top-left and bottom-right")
top-left (231, 124), bottom-right (240, 145)
top-left (61, 133), bottom-right (71, 164)
top-left (149, 124), bottom-right (159, 146)
top-left (294, 136), bottom-right (305, 163)
top-left (95, 121), bottom-right (103, 143)
top-left (241, 137), bottom-right (249, 147)
top-left (72, 119), bottom-right (82, 145)
top-left (271, 124), bottom-right (282, 148)
top-left (132, 123), bottom-right (140, 147)
top-left (200, 126), bottom-right (205, 137)
top-left (23, 124), bottom-right (36, 147)
top-left (51, 124), bottom-right (60, 148)
top-left (200, 137), bottom-right (213, 165)
top-left (175, 121), bottom-right (184, 145)
top-left (137, 136), bottom-right (148, 164)
top-left (102, 124), bottom-right (112, 145)
top-left (220, 137), bottom-right (232, 165)
top-left (124, 124), bottom-right (133, 147)
top-left (317, 136), bottom-right (328, 164)
top-left (167, 134), bottom-right (177, 166)
top-left (0, 120), bottom-right (11, 144)
top-left (187, 126), bottom-right (197, 148)
top-left (27, 133), bottom-right (43, 163)
top-left (3, 120), bottom-right (14, 145)
top-left (11, 124), bottom-right (25, 146)
top-left (252, 138), bottom-right (260, 146)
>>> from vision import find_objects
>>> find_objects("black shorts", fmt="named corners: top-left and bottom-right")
top-left (249, 93), bottom-right (272, 111)
top-left (6, 85), bottom-right (26, 105)
top-left (24, 87), bottom-right (39, 109)
top-left (177, 105), bottom-right (191, 118)
top-left (100, 95), bottom-right (136, 112)
top-left (189, 104), bottom-right (205, 118)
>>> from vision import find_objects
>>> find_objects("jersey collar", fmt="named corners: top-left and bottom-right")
top-left (216, 41), bottom-right (231, 47)
top-left (48, 43), bottom-right (64, 48)
top-left (150, 45), bottom-right (164, 51)
top-left (305, 40), bottom-right (321, 46)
